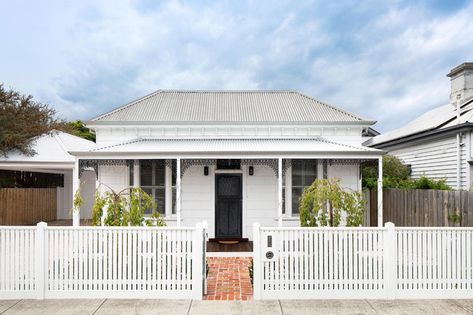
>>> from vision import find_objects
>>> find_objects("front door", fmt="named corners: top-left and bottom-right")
top-left (215, 174), bottom-right (242, 239)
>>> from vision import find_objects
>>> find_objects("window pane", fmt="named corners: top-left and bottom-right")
top-left (217, 159), bottom-right (241, 169)
top-left (292, 187), bottom-right (304, 215)
top-left (172, 162), bottom-right (176, 186)
top-left (140, 161), bottom-right (153, 186)
top-left (154, 160), bottom-right (165, 186)
top-left (129, 165), bottom-right (134, 186)
top-left (292, 159), bottom-right (317, 186)
top-left (142, 188), bottom-right (153, 214)
top-left (172, 187), bottom-right (176, 214)
top-left (282, 187), bottom-right (285, 214)
top-left (154, 188), bottom-right (165, 214)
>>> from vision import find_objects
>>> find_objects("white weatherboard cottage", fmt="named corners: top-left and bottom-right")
top-left (367, 62), bottom-right (473, 190)
top-left (72, 90), bottom-right (384, 239)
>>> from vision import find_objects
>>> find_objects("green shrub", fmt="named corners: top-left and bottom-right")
top-left (362, 155), bottom-right (450, 190)
top-left (90, 186), bottom-right (166, 227)
top-left (299, 178), bottom-right (366, 227)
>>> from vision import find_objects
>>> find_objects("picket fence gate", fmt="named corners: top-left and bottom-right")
top-left (0, 222), bottom-right (206, 300)
top-left (253, 223), bottom-right (473, 300)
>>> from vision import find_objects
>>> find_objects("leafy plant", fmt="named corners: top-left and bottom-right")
top-left (448, 212), bottom-right (461, 225)
top-left (91, 185), bottom-right (166, 227)
top-left (362, 155), bottom-right (450, 190)
top-left (0, 84), bottom-right (65, 156)
top-left (71, 188), bottom-right (84, 215)
top-left (62, 120), bottom-right (96, 142)
top-left (299, 178), bottom-right (366, 227)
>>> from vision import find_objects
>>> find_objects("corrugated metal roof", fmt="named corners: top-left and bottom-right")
top-left (90, 90), bottom-right (373, 124)
top-left (0, 131), bottom-right (96, 163)
top-left (367, 99), bottom-right (473, 146)
top-left (85, 137), bottom-right (381, 154)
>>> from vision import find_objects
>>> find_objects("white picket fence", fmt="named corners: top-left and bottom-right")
top-left (253, 223), bottom-right (473, 300)
top-left (0, 223), bottom-right (206, 300)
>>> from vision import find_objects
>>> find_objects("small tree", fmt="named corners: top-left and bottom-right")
top-left (299, 178), bottom-right (365, 227)
top-left (90, 186), bottom-right (165, 227)
top-left (0, 84), bottom-right (63, 155)
top-left (62, 120), bottom-right (96, 142)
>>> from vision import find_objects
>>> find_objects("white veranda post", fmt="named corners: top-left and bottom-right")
top-left (377, 156), bottom-right (383, 227)
top-left (278, 158), bottom-right (283, 227)
top-left (176, 158), bottom-right (181, 227)
top-left (72, 159), bottom-right (80, 226)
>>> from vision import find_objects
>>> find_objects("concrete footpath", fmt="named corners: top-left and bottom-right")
top-left (1, 299), bottom-right (473, 315)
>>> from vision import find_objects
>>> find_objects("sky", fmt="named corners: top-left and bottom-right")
top-left (1, 0), bottom-right (473, 132)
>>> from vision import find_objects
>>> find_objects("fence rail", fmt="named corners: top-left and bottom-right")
top-left (0, 223), bottom-right (205, 300)
top-left (0, 188), bottom-right (57, 225)
top-left (253, 223), bottom-right (473, 300)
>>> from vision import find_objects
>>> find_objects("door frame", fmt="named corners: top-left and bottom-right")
top-left (214, 172), bottom-right (243, 239)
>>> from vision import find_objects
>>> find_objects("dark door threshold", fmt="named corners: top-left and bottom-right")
top-left (209, 238), bottom-right (249, 242)
top-left (207, 241), bottom-right (253, 252)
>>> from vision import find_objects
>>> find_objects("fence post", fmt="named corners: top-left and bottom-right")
top-left (252, 222), bottom-right (262, 300)
top-left (35, 222), bottom-right (47, 299)
top-left (384, 222), bottom-right (396, 299)
top-left (193, 222), bottom-right (204, 300)
top-left (202, 221), bottom-right (208, 295)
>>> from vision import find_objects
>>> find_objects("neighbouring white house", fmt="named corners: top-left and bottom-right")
top-left (366, 62), bottom-right (473, 190)
top-left (0, 131), bottom-right (96, 220)
top-left (68, 90), bottom-right (384, 239)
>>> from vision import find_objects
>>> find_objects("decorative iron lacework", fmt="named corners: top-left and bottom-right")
top-left (78, 158), bottom-right (378, 179)
top-left (241, 159), bottom-right (279, 176)
top-left (180, 159), bottom-right (216, 177)
top-left (79, 159), bottom-right (134, 178)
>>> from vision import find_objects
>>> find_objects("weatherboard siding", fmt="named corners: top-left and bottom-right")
top-left (93, 126), bottom-right (365, 147)
top-left (389, 135), bottom-right (468, 189)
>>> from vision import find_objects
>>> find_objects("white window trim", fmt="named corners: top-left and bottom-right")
top-left (283, 159), bottom-right (320, 218)
top-left (137, 160), bottom-right (175, 218)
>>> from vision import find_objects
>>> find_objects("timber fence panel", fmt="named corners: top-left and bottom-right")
top-left (253, 224), bottom-right (473, 300)
top-left (367, 189), bottom-right (473, 227)
top-left (0, 226), bottom-right (37, 299)
top-left (254, 226), bottom-right (387, 299)
top-left (0, 188), bottom-right (57, 225)
top-left (0, 223), bottom-right (205, 300)
top-left (396, 227), bottom-right (473, 298)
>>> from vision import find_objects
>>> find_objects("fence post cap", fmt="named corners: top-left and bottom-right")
top-left (384, 222), bottom-right (395, 228)
top-left (253, 222), bottom-right (260, 228)
top-left (36, 221), bottom-right (47, 227)
top-left (202, 221), bottom-right (208, 229)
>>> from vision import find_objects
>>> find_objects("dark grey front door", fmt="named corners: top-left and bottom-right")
top-left (215, 174), bottom-right (242, 238)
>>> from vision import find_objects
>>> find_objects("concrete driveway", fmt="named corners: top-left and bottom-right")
top-left (1, 299), bottom-right (473, 315)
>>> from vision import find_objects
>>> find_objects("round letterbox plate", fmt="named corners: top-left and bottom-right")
top-left (265, 251), bottom-right (274, 259)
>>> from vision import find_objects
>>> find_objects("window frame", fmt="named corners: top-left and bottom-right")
top-left (133, 160), bottom-right (175, 217)
top-left (283, 159), bottom-right (319, 217)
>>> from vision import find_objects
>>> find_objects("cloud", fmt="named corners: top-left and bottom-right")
top-left (1, 0), bottom-right (473, 131)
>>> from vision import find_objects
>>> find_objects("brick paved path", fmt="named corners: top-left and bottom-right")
top-left (204, 257), bottom-right (253, 301)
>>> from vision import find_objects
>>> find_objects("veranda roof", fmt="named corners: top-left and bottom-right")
top-left (72, 137), bottom-right (383, 158)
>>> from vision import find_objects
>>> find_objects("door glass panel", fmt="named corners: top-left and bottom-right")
top-left (218, 176), bottom-right (240, 197)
